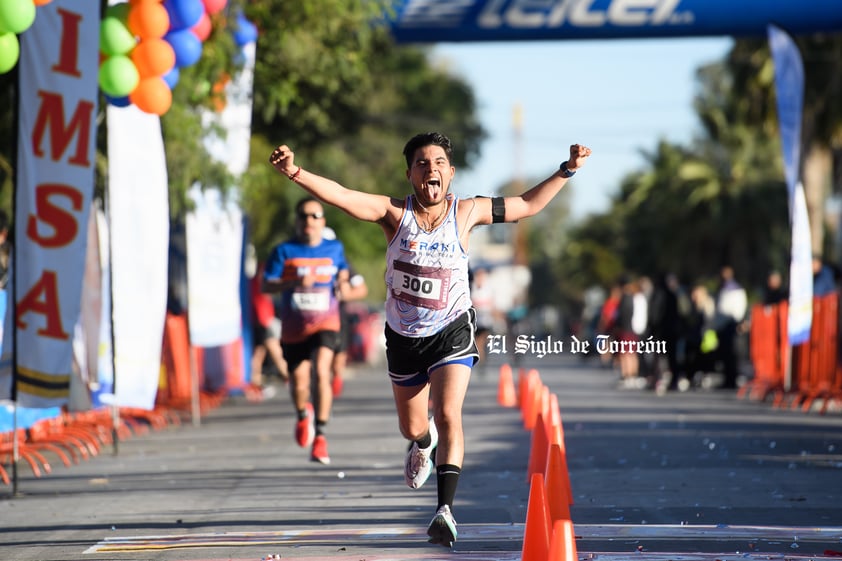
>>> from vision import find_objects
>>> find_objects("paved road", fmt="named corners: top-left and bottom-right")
top-left (2, 352), bottom-right (841, 561)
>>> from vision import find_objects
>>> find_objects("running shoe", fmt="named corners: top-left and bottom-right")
top-left (404, 417), bottom-right (438, 488)
top-left (295, 403), bottom-right (315, 448)
top-left (427, 505), bottom-right (457, 547)
top-left (310, 435), bottom-right (330, 464)
top-left (331, 374), bottom-right (344, 398)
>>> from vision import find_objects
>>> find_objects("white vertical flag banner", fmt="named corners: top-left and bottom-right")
top-left (68, 204), bottom-right (103, 412)
top-left (0, 1), bottom-right (100, 407)
top-left (106, 105), bottom-right (170, 410)
top-left (768, 24), bottom-right (812, 345)
top-left (93, 205), bottom-right (114, 407)
top-left (185, 41), bottom-right (255, 347)
top-left (185, 187), bottom-right (243, 346)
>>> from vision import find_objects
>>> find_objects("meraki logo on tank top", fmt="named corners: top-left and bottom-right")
top-left (398, 238), bottom-right (458, 255)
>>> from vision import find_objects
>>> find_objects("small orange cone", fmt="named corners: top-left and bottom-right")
top-left (548, 392), bottom-right (562, 432)
top-left (546, 423), bottom-right (574, 505)
top-left (545, 443), bottom-right (572, 521)
top-left (523, 372), bottom-right (545, 430)
top-left (517, 368), bottom-right (529, 411)
top-left (521, 473), bottom-right (551, 561)
top-left (497, 364), bottom-right (517, 407)
top-left (548, 519), bottom-right (578, 561)
top-left (527, 411), bottom-right (550, 481)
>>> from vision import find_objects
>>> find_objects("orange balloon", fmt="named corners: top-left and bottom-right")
top-left (130, 37), bottom-right (175, 78)
top-left (33, 0), bottom-right (53, 5)
top-left (130, 76), bottom-right (172, 116)
top-left (128, 1), bottom-right (169, 39)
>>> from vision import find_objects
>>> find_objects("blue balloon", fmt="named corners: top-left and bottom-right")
top-left (165, 28), bottom-right (203, 68)
top-left (233, 14), bottom-right (258, 46)
top-left (162, 66), bottom-right (180, 89)
top-left (163, 0), bottom-right (204, 31)
top-left (106, 94), bottom-right (131, 108)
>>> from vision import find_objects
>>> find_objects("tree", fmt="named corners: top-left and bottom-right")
top-left (714, 35), bottom-right (842, 258)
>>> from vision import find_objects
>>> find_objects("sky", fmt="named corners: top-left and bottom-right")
top-left (431, 37), bottom-right (734, 219)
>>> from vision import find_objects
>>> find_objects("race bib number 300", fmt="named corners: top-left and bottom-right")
top-left (391, 261), bottom-right (450, 310)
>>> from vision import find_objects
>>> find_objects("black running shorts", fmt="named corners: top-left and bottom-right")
top-left (385, 309), bottom-right (479, 387)
top-left (281, 330), bottom-right (340, 371)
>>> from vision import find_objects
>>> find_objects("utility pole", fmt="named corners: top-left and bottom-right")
top-left (511, 103), bottom-right (528, 266)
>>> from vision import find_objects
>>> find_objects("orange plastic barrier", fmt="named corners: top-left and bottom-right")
top-left (746, 293), bottom-right (841, 413)
top-left (741, 301), bottom-right (789, 401)
top-left (790, 292), bottom-right (840, 413)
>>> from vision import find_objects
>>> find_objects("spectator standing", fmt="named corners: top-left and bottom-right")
top-left (713, 266), bottom-right (747, 389)
top-left (763, 270), bottom-right (787, 305)
top-left (331, 259), bottom-right (368, 398)
top-left (249, 261), bottom-right (289, 397)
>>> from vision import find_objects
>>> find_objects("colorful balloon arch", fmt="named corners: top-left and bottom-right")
top-left (0, 0), bottom-right (258, 116)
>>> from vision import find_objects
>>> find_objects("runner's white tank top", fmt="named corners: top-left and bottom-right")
top-left (384, 194), bottom-right (471, 337)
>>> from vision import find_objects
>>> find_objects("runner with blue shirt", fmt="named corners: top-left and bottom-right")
top-left (263, 197), bottom-right (350, 465)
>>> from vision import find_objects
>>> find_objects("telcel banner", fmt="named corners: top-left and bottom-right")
top-left (389, 0), bottom-right (842, 43)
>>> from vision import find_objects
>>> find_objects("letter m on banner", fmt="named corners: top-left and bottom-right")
top-left (0, 1), bottom-right (100, 407)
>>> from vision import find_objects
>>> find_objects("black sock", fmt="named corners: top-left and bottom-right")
top-left (416, 430), bottom-right (432, 450)
top-left (315, 420), bottom-right (327, 436)
top-left (296, 408), bottom-right (308, 421)
top-left (436, 464), bottom-right (461, 510)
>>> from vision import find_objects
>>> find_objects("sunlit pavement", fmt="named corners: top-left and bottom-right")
top-left (3, 352), bottom-right (842, 560)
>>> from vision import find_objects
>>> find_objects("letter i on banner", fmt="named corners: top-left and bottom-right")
top-left (0, 1), bottom-right (100, 407)
top-left (767, 24), bottom-right (812, 346)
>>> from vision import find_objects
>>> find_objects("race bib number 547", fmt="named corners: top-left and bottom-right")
top-left (391, 261), bottom-right (451, 310)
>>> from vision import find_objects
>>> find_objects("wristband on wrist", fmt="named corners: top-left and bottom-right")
top-left (288, 166), bottom-right (302, 181)
top-left (559, 161), bottom-right (576, 178)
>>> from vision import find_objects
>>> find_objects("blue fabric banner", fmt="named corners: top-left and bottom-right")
top-left (768, 24), bottom-right (811, 346)
top-left (389, 0), bottom-right (842, 43)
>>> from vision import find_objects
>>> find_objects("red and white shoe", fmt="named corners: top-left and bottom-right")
top-left (310, 435), bottom-right (330, 465)
top-left (295, 403), bottom-right (315, 448)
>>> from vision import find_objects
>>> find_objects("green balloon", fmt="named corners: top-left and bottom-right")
top-left (98, 55), bottom-right (139, 98)
top-left (0, 0), bottom-right (36, 35)
top-left (0, 32), bottom-right (20, 75)
top-left (100, 16), bottom-right (136, 56)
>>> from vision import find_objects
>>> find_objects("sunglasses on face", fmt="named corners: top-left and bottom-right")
top-left (297, 211), bottom-right (324, 220)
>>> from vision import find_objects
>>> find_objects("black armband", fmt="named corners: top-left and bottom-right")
top-left (491, 196), bottom-right (505, 223)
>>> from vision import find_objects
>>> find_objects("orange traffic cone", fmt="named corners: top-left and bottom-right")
top-left (545, 443), bottom-right (572, 521)
top-left (548, 519), bottom-right (578, 561)
top-left (497, 364), bottom-right (517, 407)
top-left (521, 473), bottom-right (551, 561)
top-left (523, 374), bottom-right (546, 431)
top-left (527, 412), bottom-right (550, 482)
top-left (546, 423), bottom-right (574, 505)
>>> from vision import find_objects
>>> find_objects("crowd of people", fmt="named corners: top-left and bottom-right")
top-left (580, 259), bottom-right (840, 394)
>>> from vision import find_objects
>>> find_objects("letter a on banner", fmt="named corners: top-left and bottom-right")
top-left (767, 24), bottom-right (812, 346)
top-left (0, 1), bottom-right (100, 407)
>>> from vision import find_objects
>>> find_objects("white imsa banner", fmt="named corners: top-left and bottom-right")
top-left (0, 1), bottom-right (100, 407)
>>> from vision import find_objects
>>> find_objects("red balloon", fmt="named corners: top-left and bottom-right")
top-left (131, 37), bottom-right (175, 78)
top-left (202, 0), bottom-right (226, 16)
top-left (130, 76), bottom-right (173, 115)
top-left (190, 11), bottom-right (210, 41)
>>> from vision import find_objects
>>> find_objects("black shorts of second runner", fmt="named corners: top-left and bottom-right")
top-left (281, 330), bottom-right (340, 372)
top-left (385, 308), bottom-right (480, 387)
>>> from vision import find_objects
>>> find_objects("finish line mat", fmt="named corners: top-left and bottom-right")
top-left (85, 523), bottom-right (842, 555)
